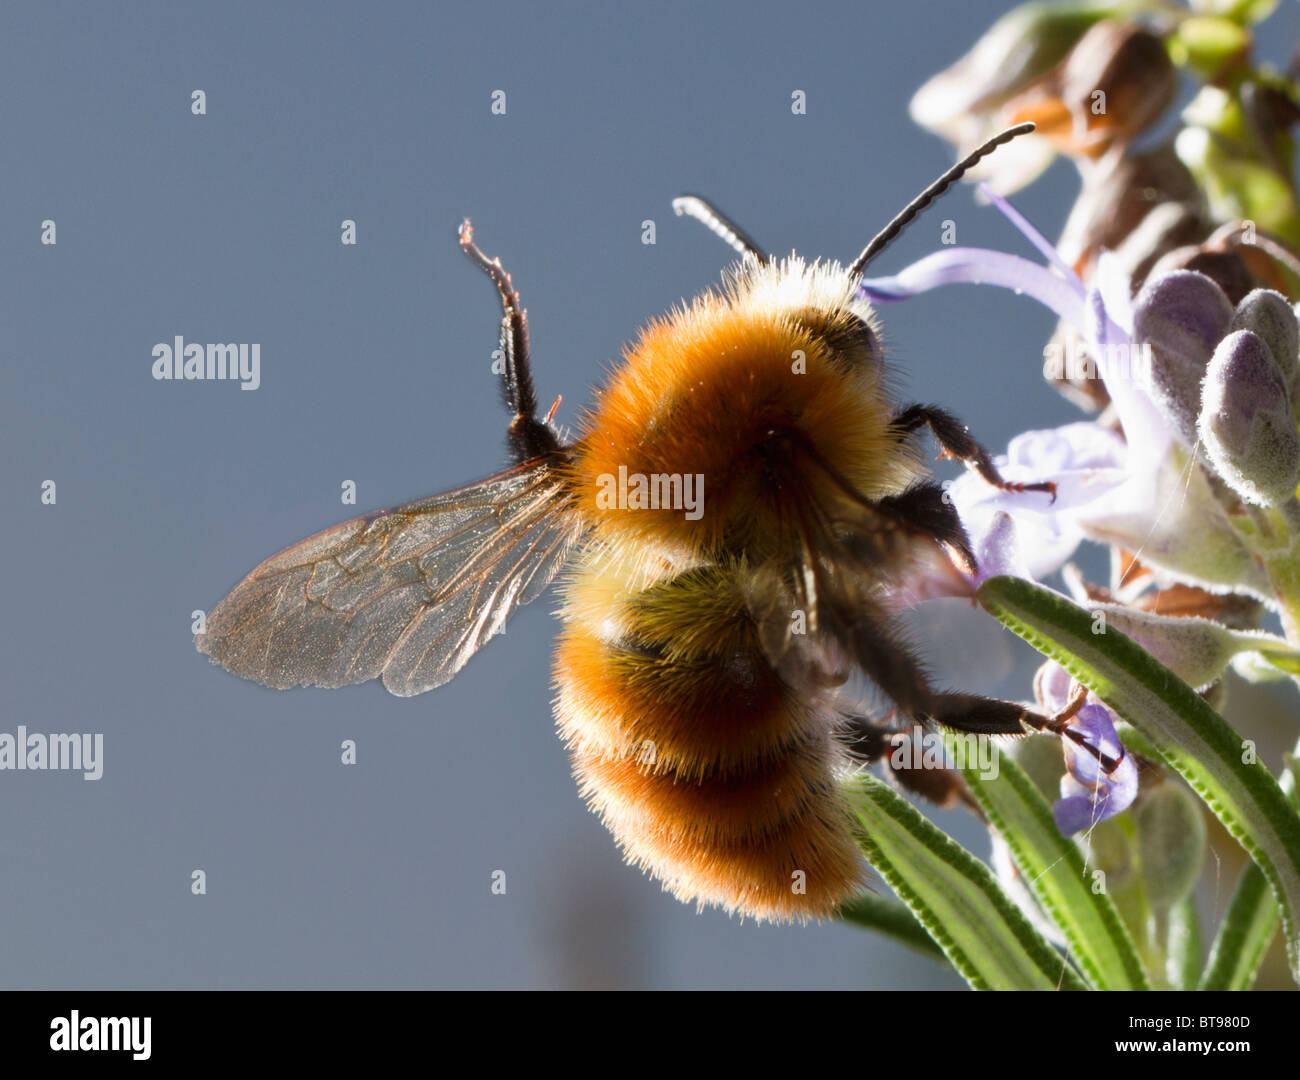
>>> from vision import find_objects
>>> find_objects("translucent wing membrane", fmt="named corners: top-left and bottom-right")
top-left (196, 458), bottom-right (583, 696)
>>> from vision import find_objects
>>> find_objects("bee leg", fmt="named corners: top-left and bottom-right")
top-left (932, 692), bottom-right (1126, 773)
top-left (840, 714), bottom-right (901, 764)
top-left (838, 607), bottom-right (1123, 775)
top-left (891, 403), bottom-right (1056, 502)
top-left (840, 712), bottom-right (977, 811)
top-left (458, 219), bottom-right (563, 463)
top-left (837, 605), bottom-right (1036, 741)
top-left (875, 482), bottom-right (976, 573)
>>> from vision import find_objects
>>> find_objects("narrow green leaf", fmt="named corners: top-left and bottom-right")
top-left (1200, 861), bottom-right (1279, 990)
top-left (1199, 742), bottom-right (1298, 991)
top-left (1166, 896), bottom-right (1202, 991)
top-left (950, 737), bottom-right (1149, 989)
top-left (843, 773), bottom-right (1087, 991)
top-left (838, 893), bottom-right (947, 961)
top-left (977, 575), bottom-right (1300, 984)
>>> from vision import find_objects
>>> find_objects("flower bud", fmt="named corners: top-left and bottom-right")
top-left (1186, 0), bottom-right (1279, 25)
top-left (1004, 21), bottom-right (1177, 156)
top-left (1178, 86), bottom-right (1300, 245)
top-left (1056, 145), bottom-right (1205, 283)
top-left (1080, 814), bottom-right (1138, 891)
top-left (1198, 328), bottom-right (1300, 506)
top-left (1032, 659), bottom-right (1073, 715)
top-left (1168, 14), bottom-right (1251, 81)
top-left (1092, 602), bottom-right (1299, 690)
top-left (910, 4), bottom-right (1115, 194)
top-left (1132, 270), bottom-right (1234, 446)
top-left (1145, 245), bottom-right (1258, 307)
top-left (1112, 201), bottom-right (1207, 289)
top-left (911, 2), bottom-right (1101, 139)
top-left (1231, 288), bottom-right (1299, 398)
top-left (1135, 781), bottom-right (1206, 910)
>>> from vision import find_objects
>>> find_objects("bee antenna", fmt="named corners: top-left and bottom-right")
top-left (848, 122), bottom-right (1036, 278)
top-left (672, 195), bottom-right (769, 264)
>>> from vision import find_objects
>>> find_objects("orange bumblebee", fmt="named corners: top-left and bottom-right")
top-left (199, 124), bottom-right (1091, 920)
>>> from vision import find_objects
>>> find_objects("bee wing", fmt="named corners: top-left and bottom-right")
top-left (196, 457), bottom-right (583, 696)
top-left (741, 485), bottom-right (971, 698)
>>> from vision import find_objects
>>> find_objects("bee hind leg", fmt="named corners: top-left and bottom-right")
top-left (833, 610), bottom-right (1027, 806)
top-left (840, 692), bottom-right (1118, 812)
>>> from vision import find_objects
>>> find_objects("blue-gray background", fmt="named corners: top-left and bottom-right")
top-left (4, 1), bottom-right (1298, 990)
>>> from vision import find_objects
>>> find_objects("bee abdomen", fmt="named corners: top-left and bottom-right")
top-left (560, 716), bottom-right (862, 921)
top-left (576, 732), bottom-right (832, 843)
top-left (554, 560), bottom-right (862, 921)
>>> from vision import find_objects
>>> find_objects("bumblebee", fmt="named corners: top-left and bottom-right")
top-left (198, 124), bottom-right (1095, 920)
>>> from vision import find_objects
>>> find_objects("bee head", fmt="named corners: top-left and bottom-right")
top-left (730, 255), bottom-right (884, 373)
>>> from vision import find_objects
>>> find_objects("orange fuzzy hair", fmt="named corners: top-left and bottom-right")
top-left (552, 257), bottom-right (923, 920)
top-left (562, 256), bottom-right (924, 566)
top-left (554, 558), bottom-right (865, 920)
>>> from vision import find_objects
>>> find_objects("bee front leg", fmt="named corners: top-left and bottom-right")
top-left (892, 403), bottom-right (1056, 501)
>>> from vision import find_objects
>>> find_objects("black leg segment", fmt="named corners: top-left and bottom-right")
top-left (893, 403), bottom-right (1056, 500)
top-left (834, 600), bottom-right (1122, 773)
top-left (459, 220), bottom-right (562, 463)
top-left (875, 481), bottom-right (976, 573)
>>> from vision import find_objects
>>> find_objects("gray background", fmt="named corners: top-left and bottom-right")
top-left (4, 1), bottom-right (1297, 989)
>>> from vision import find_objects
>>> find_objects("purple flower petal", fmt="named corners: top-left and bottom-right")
top-left (1054, 790), bottom-right (1105, 834)
top-left (1033, 660), bottom-right (1074, 714)
top-left (1053, 702), bottom-right (1138, 834)
top-left (1094, 251), bottom-right (1135, 336)
top-left (858, 247), bottom-right (1087, 330)
top-left (970, 510), bottom-right (1027, 583)
top-left (1005, 422), bottom-right (1127, 479)
top-left (858, 237), bottom-right (1152, 452)
top-left (1063, 704), bottom-right (1125, 786)
top-left (1055, 785), bottom-right (1121, 834)
top-left (947, 422), bottom-right (1127, 579)
top-left (979, 181), bottom-right (1082, 285)
top-left (1077, 257), bottom-right (1173, 454)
